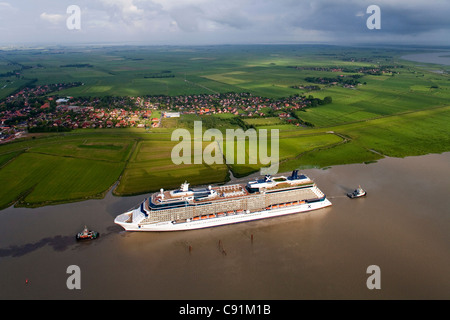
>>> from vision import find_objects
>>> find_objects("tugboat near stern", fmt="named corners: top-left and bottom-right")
top-left (76, 226), bottom-right (100, 240)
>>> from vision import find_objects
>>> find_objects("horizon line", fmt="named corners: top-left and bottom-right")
top-left (1, 41), bottom-right (450, 50)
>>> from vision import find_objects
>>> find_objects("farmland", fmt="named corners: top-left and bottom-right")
top-left (0, 44), bottom-right (449, 208)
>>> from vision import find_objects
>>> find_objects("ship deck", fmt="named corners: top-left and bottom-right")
top-left (146, 177), bottom-right (321, 213)
top-left (151, 184), bottom-right (248, 204)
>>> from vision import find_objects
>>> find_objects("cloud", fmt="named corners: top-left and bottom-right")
top-left (169, 5), bottom-right (203, 32)
top-left (0, 1), bottom-right (18, 15)
top-left (305, 1), bottom-right (448, 32)
top-left (98, 0), bottom-right (450, 44)
top-left (40, 12), bottom-right (65, 25)
top-left (0, 2), bottom-right (13, 9)
top-left (1, 0), bottom-right (450, 45)
top-left (97, 0), bottom-right (146, 26)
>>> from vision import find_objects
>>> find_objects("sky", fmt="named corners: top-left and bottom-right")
top-left (0, 0), bottom-right (449, 47)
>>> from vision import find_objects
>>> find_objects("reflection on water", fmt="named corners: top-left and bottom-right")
top-left (0, 225), bottom-right (122, 258)
top-left (0, 153), bottom-right (449, 299)
top-left (0, 235), bottom-right (74, 257)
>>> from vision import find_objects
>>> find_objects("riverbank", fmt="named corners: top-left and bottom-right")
top-left (1, 106), bottom-right (450, 209)
top-left (401, 51), bottom-right (450, 66)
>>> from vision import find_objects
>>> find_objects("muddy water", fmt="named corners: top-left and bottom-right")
top-left (0, 153), bottom-right (449, 300)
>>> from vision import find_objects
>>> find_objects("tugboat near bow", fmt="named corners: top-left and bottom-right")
top-left (347, 186), bottom-right (366, 199)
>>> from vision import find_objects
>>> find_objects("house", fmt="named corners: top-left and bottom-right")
top-left (163, 112), bottom-right (180, 118)
top-left (56, 98), bottom-right (69, 104)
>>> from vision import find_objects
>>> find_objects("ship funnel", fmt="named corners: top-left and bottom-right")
top-left (181, 181), bottom-right (190, 192)
top-left (290, 170), bottom-right (299, 179)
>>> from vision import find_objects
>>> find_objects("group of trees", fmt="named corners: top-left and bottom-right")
top-left (28, 125), bottom-right (72, 133)
top-left (304, 75), bottom-right (362, 86)
top-left (306, 95), bottom-right (332, 107)
top-left (60, 64), bottom-right (93, 68)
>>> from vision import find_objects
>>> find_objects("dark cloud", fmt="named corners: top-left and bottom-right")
top-left (0, 0), bottom-right (449, 45)
top-left (380, 4), bottom-right (450, 35)
top-left (284, 1), bottom-right (449, 33)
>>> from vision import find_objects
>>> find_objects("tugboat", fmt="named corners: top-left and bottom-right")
top-left (347, 186), bottom-right (366, 199)
top-left (76, 226), bottom-right (99, 241)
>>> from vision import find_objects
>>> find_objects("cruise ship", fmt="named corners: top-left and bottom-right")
top-left (114, 170), bottom-right (332, 231)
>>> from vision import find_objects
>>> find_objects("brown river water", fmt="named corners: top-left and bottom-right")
top-left (0, 152), bottom-right (449, 300)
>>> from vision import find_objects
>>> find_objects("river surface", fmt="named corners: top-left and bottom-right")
top-left (401, 51), bottom-right (450, 66)
top-left (0, 152), bottom-right (449, 300)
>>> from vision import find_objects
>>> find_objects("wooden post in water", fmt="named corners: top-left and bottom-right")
top-left (218, 240), bottom-right (226, 255)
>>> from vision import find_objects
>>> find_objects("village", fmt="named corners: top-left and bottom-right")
top-left (0, 83), bottom-right (329, 143)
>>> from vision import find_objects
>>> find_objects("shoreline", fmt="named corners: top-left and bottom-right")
top-left (400, 51), bottom-right (450, 66)
top-left (2, 150), bottom-right (448, 211)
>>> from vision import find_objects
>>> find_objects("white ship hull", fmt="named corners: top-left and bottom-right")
top-left (114, 198), bottom-right (331, 232)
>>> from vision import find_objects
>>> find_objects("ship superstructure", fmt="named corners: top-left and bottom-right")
top-left (114, 170), bottom-right (332, 231)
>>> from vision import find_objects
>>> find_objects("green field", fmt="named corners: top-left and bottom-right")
top-left (1, 45), bottom-right (450, 208)
top-left (0, 133), bottom-right (133, 208)
top-left (114, 139), bottom-right (229, 196)
top-left (0, 149), bottom-right (124, 208)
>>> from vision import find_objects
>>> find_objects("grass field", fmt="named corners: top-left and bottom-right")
top-left (0, 133), bottom-right (136, 208)
top-left (114, 139), bottom-right (229, 196)
top-left (221, 130), bottom-right (345, 177)
top-left (0, 151), bottom-right (124, 208)
top-left (296, 72), bottom-right (450, 127)
top-left (1, 44), bottom-right (450, 208)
